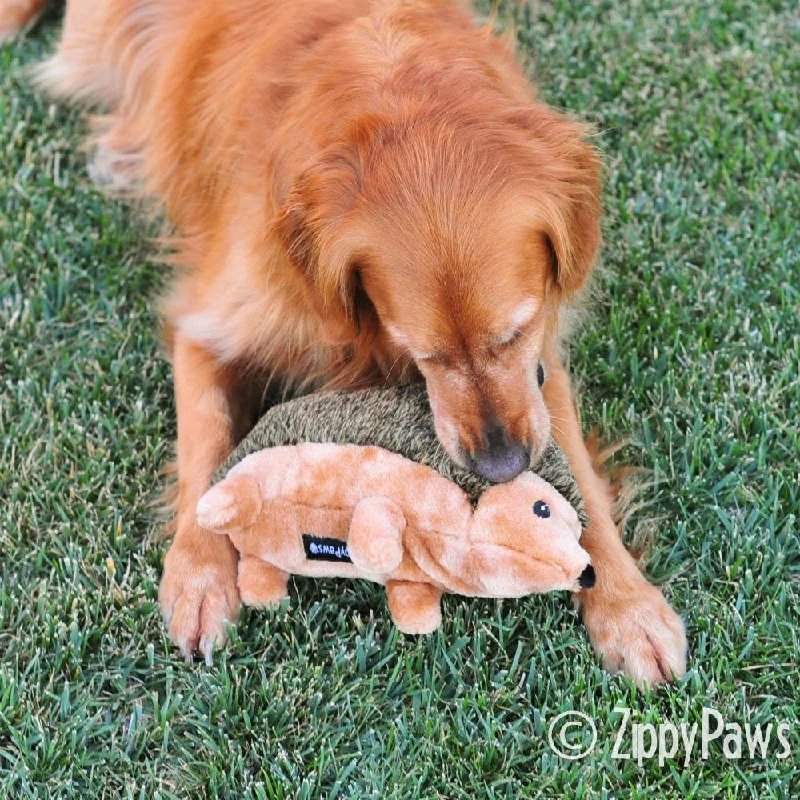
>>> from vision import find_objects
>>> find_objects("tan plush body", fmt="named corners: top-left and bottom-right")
top-left (197, 442), bottom-right (593, 634)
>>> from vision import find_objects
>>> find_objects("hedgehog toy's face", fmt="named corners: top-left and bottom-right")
top-left (466, 472), bottom-right (595, 596)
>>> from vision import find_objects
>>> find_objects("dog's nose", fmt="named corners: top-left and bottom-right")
top-left (468, 422), bottom-right (530, 483)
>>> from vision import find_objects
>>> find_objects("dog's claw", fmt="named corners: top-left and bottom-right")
top-left (200, 635), bottom-right (215, 666)
top-left (159, 532), bottom-right (240, 664)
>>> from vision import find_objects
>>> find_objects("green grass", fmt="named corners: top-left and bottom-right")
top-left (1, 1), bottom-right (799, 796)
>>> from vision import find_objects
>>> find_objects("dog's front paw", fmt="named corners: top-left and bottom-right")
top-left (159, 530), bottom-right (240, 664)
top-left (581, 579), bottom-right (687, 687)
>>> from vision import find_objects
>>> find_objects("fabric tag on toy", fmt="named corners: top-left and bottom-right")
top-left (302, 534), bottom-right (352, 563)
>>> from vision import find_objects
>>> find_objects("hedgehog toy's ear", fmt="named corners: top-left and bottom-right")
top-left (196, 473), bottom-right (262, 533)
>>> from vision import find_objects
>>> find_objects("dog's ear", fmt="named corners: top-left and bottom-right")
top-left (275, 143), bottom-right (374, 341)
top-left (509, 106), bottom-right (602, 296)
top-left (541, 137), bottom-right (602, 296)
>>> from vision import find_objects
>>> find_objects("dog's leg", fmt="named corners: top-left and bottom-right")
top-left (542, 349), bottom-right (687, 686)
top-left (159, 336), bottom-right (242, 664)
top-left (0, 0), bottom-right (46, 42)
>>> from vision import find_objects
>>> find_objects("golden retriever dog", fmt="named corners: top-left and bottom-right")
top-left (7, 0), bottom-right (686, 684)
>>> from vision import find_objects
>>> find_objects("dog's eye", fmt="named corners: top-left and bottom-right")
top-left (504, 329), bottom-right (525, 347)
top-left (490, 328), bottom-right (525, 358)
top-left (537, 362), bottom-right (545, 387)
top-left (533, 500), bottom-right (550, 518)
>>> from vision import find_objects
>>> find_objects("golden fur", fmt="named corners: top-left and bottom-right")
top-left (9, 0), bottom-right (687, 685)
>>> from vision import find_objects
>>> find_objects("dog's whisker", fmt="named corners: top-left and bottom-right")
top-left (383, 352), bottom-right (408, 387)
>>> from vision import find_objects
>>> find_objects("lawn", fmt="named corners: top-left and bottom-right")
top-left (1, 0), bottom-right (798, 797)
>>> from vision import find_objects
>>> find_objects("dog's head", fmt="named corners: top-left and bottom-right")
top-left (276, 105), bottom-right (600, 481)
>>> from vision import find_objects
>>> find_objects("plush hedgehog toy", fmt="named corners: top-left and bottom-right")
top-left (197, 384), bottom-right (595, 634)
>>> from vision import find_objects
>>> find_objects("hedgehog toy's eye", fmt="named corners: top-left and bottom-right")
top-left (533, 500), bottom-right (550, 519)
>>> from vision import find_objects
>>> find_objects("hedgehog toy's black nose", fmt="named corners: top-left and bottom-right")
top-left (578, 564), bottom-right (596, 589)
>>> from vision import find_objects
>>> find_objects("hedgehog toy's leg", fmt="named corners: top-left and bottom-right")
top-left (237, 556), bottom-right (289, 609)
top-left (386, 581), bottom-right (442, 634)
top-left (348, 496), bottom-right (406, 574)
